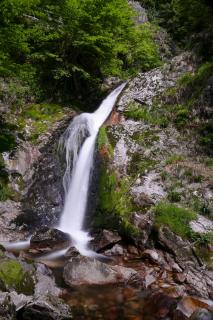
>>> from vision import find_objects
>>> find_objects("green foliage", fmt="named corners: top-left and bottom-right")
top-left (141, 0), bottom-right (213, 58)
top-left (124, 102), bottom-right (169, 127)
top-left (0, 259), bottom-right (34, 295)
top-left (165, 154), bottom-right (184, 165)
top-left (0, 0), bottom-right (161, 102)
top-left (155, 202), bottom-right (197, 238)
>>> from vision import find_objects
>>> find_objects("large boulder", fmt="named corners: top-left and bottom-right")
top-left (17, 295), bottom-right (72, 320)
top-left (29, 228), bottom-right (71, 255)
top-left (63, 256), bottom-right (140, 286)
top-left (89, 229), bottom-right (121, 252)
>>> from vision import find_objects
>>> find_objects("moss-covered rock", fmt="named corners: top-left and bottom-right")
top-left (0, 258), bottom-right (35, 295)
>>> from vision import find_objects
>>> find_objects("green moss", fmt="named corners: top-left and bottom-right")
top-left (97, 127), bottom-right (108, 150)
top-left (128, 153), bottom-right (157, 177)
top-left (0, 259), bottom-right (35, 295)
top-left (0, 181), bottom-right (13, 201)
top-left (124, 102), bottom-right (169, 127)
top-left (155, 202), bottom-right (197, 238)
top-left (132, 130), bottom-right (160, 147)
top-left (23, 103), bottom-right (63, 121)
top-left (94, 163), bottom-right (139, 238)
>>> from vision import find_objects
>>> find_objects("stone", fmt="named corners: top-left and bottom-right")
top-left (127, 245), bottom-right (139, 255)
top-left (34, 263), bottom-right (61, 298)
top-left (17, 295), bottom-right (72, 320)
top-left (89, 229), bottom-right (121, 252)
top-left (0, 292), bottom-right (16, 320)
top-left (29, 227), bottom-right (71, 255)
top-left (190, 215), bottom-right (213, 234)
top-left (104, 244), bottom-right (124, 256)
top-left (64, 246), bottom-right (81, 258)
top-left (173, 273), bottom-right (186, 284)
top-left (190, 309), bottom-right (213, 320)
top-left (177, 296), bottom-right (213, 318)
top-left (63, 256), bottom-right (138, 286)
top-left (145, 274), bottom-right (156, 288)
top-left (141, 249), bottom-right (163, 265)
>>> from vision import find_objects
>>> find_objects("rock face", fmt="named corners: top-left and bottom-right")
top-left (16, 115), bottom-right (74, 230)
top-left (29, 228), bottom-right (71, 255)
top-left (63, 256), bottom-right (138, 286)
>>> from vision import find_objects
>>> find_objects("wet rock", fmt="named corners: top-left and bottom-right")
top-left (104, 244), bottom-right (124, 256)
top-left (19, 115), bottom-right (74, 229)
top-left (9, 292), bottom-right (31, 312)
top-left (18, 295), bottom-right (72, 320)
top-left (34, 263), bottom-right (61, 298)
top-left (177, 296), bottom-right (213, 318)
top-left (64, 246), bottom-right (81, 258)
top-left (173, 273), bottom-right (186, 284)
top-left (0, 292), bottom-right (16, 320)
top-left (141, 249), bottom-right (163, 265)
top-left (63, 256), bottom-right (138, 286)
top-left (90, 229), bottom-right (121, 252)
top-left (142, 292), bottom-right (177, 319)
top-left (29, 227), bottom-right (71, 255)
top-left (190, 309), bottom-right (213, 320)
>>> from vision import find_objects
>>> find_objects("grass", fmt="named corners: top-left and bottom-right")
top-left (166, 154), bottom-right (184, 165)
top-left (124, 102), bottom-right (169, 127)
top-left (155, 202), bottom-right (197, 238)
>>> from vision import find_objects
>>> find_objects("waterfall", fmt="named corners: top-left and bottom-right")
top-left (58, 83), bottom-right (126, 255)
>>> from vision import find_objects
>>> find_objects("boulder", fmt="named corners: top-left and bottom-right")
top-left (89, 229), bottom-right (121, 252)
top-left (63, 256), bottom-right (138, 286)
top-left (104, 244), bottom-right (124, 256)
top-left (34, 263), bottom-right (61, 298)
top-left (64, 246), bottom-right (81, 258)
top-left (29, 228), bottom-right (71, 255)
top-left (141, 249), bottom-right (164, 265)
top-left (17, 295), bottom-right (72, 320)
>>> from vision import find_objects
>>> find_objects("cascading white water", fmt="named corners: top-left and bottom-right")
top-left (58, 83), bottom-right (126, 256)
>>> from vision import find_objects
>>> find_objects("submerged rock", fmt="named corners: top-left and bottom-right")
top-left (190, 309), bottom-right (213, 320)
top-left (29, 227), bottom-right (71, 255)
top-left (63, 256), bottom-right (138, 286)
